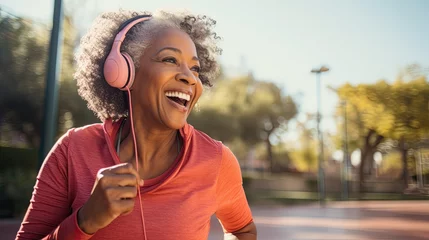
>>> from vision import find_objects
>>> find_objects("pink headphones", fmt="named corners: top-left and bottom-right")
top-left (103, 16), bottom-right (153, 239)
top-left (103, 15), bottom-right (152, 90)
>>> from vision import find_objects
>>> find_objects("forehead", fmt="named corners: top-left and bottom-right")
top-left (149, 28), bottom-right (197, 56)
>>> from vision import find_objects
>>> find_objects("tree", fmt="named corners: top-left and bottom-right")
top-left (335, 67), bottom-right (429, 191)
top-left (0, 12), bottom-right (48, 147)
top-left (56, 16), bottom-right (98, 134)
top-left (336, 84), bottom-right (385, 192)
top-left (289, 114), bottom-right (318, 172)
top-left (189, 74), bottom-right (298, 171)
top-left (241, 80), bottom-right (297, 172)
top-left (0, 11), bottom-right (97, 148)
top-left (379, 74), bottom-right (429, 187)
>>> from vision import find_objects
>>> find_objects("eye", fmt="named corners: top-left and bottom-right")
top-left (162, 57), bottom-right (177, 64)
top-left (191, 65), bottom-right (201, 73)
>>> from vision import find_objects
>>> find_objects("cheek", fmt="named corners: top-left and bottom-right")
top-left (194, 81), bottom-right (204, 101)
top-left (140, 67), bottom-right (170, 91)
top-left (133, 69), bottom-right (163, 105)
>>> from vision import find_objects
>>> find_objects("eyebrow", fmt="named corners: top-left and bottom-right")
top-left (156, 47), bottom-right (200, 62)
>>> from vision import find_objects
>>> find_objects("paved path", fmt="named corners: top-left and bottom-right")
top-left (2, 201), bottom-right (429, 239)
top-left (209, 201), bottom-right (429, 240)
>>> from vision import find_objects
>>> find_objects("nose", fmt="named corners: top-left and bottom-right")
top-left (175, 66), bottom-right (197, 85)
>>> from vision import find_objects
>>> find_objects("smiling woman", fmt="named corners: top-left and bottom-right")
top-left (15, 9), bottom-right (256, 240)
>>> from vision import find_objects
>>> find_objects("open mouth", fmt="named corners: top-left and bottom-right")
top-left (165, 91), bottom-right (190, 107)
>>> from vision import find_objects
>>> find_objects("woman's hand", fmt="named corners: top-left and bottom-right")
top-left (77, 163), bottom-right (143, 234)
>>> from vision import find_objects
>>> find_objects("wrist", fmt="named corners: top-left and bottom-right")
top-left (77, 206), bottom-right (98, 235)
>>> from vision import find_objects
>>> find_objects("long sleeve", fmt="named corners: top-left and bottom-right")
top-left (15, 130), bottom-right (93, 240)
top-left (215, 145), bottom-right (253, 233)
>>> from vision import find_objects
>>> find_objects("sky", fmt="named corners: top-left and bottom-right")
top-left (1, 0), bottom-right (428, 143)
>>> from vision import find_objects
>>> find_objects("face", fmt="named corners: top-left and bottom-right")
top-left (131, 28), bottom-right (203, 130)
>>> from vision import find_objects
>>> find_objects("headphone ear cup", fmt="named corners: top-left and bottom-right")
top-left (121, 52), bottom-right (135, 90)
top-left (104, 47), bottom-right (129, 89)
top-left (104, 16), bottom-right (151, 90)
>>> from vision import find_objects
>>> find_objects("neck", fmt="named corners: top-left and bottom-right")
top-left (119, 116), bottom-right (181, 179)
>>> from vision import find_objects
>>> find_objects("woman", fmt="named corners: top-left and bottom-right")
top-left (16, 9), bottom-right (256, 240)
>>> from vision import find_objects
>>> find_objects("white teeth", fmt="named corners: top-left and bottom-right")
top-left (165, 91), bottom-right (191, 101)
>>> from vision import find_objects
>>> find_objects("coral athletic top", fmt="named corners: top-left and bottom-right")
top-left (16, 119), bottom-right (253, 240)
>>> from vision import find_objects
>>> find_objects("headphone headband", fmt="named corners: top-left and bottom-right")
top-left (115, 15), bottom-right (152, 42)
top-left (104, 15), bottom-right (152, 90)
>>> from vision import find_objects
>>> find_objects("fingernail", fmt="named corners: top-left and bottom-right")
top-left (140, 179), bottom-right (144, 186)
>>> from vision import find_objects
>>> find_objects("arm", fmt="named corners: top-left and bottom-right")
top-left (215, 145), bottom-right (257, 240)
top-left (15, 131), bottom-right (92, 240)
top-left (224, 222), bottom-right (257, 240)
top-left (230, 222), bottom-right (257, 239)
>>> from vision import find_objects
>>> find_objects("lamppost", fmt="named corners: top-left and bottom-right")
top-left (342, 100), bottom-right (349, 200)
top-left (311, 66), bottom-right (329, 205)
top-left (38, 0), bottom-right (64, 168)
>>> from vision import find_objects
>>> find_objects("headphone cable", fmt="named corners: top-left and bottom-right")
top-left (127, 88), bottom-right (148, 240)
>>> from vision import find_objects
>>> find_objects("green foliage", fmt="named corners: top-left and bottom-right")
top-left (333, 102), bottom-right (366, 152)
top-left (379, 151), bottom-right (402, 174)
top-left (0, 13), bottom-right (97, 148)
top-left (0, 147), bottom-right (38, 169)
top-left (188, 108), bottom-right (240, 143)
top-left (288, 115), bottom-right (318, 172)
top-left (333, 65), bottom-right (429, 188)
top-left (189, 75), bottom-right (298, 166)
top-left (0, 146), bottom-right (38, 217)
top-left (0, 13), bottom-right (48, 146)
top-left (272, 144), bottom-right (292, 169)
top-left (290, 147), bottom-right (317, 172)
top-left (191, 76), bottom-right (297, 143)
top-left (225, 139), bottom-right (250, 164)
top-left (0, 168), bottom-right (37, 217)
top-left (336, 74), bottom-right (429, 144)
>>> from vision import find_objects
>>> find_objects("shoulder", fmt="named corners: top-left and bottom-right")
top-left (67, 122), bottom-right (104, 140)
top-left (189, 126), bottom-right (237, 164)
top-left (66, 122), bottom-right (104, 145)
top-left (55, 123), bottom-right (105, 158)
top-left (188, 125), bottom-right (221, 151)
top-left (186, 126), bottom-right (229, 165)
top-left (192, 128), bottom-right (222, 147)
top-left (42, 123), bottom-right (101, 157)
top-left (39, 123), bottom-right (103, 175)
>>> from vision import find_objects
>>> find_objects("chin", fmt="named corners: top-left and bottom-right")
top-left (166, 118), bottom-right (187, 130)
top-left (160, 106), bottom-right (191, 130)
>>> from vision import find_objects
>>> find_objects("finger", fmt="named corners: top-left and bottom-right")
top-left (108, 163), bottom-right (142, 185)
top-left (101, 174), bottom-right (139, 187)
top-left (107, 186), bottom-right (137, 200)
top-left (114, 199), bottom-right (135, 216)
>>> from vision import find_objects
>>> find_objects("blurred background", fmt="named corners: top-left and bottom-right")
top-left (0, 0), bottom-right (428, 239)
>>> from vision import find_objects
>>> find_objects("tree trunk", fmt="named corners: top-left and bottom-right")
top-left (266, 137), bottom-right (274, 173)
top-left (364, 148), bottom-right (376, 175)
top-left (399, 137), bottom-right (409, 189)
top-left (359, 147), bottom-right (367, 195)
top-left (358, 130), bottom-right (384, 195)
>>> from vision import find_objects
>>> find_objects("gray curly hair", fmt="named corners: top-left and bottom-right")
top-left (74, 9), bottom-right (222, 121)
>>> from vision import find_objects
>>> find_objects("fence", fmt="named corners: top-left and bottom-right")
top-left (416, 149), bottom-right (429, 193)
